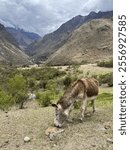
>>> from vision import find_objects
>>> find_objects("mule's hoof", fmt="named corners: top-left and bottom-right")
top-left (79, 118), bottom-right (83, 122)
top-left (93, 110), bottom-right (96, 113)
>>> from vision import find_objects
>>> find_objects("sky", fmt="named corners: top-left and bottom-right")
top-left (0, 0), bottom-right (113, 36)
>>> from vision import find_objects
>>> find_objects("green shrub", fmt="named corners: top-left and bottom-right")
top-left (8, 74), bottom-right (28, 109)
top-left (27, 78), bottom-right (37, 90)
top-left (63, 75), bottom-right (77, 88)
top-left (36, 90), bottom-right (54, 107)
top-left (0, 89), bottom-right (13, 110)
top-left (38, 80), bottom-right (47, 89)
top-left (13, 91), bottom-right (28, 109)
top-left (39, 67), bottom-right (66, 80)
top-left (97, 59), bottom-right (113, 68)
top-left (74, 101), bottom-right (81, 109)
top-left (63, 76), bottom-right (72, 87)
top-left (0, 66), bottom-right (67, 109)
top-left (8, 74), bottom-right (27, 93)
top-left (98, 72), bottom-right (113, 87)
top-left (46, 80), bottom-right (57, 91)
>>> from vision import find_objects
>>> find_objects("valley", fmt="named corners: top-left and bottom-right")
top-left (0, 9), bottom-right (113, 150)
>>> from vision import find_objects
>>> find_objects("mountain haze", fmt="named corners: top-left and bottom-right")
top-left (26, 11), bottom-right (113, 62)
top-left (6, 27), bottom-right (41, 50)
top-left (0, 24), bottom-right (31, 65)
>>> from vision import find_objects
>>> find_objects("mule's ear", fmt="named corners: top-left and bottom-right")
top-left (52, 103), bottom-right (58, 108)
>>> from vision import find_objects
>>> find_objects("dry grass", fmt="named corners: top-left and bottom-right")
top-left (79, 64), bottom-right (112, 75)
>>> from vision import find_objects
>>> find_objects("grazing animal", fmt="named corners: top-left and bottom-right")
top-left (52, 78), bottom-right (99, 127)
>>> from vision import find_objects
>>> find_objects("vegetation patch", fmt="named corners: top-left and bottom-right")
top-left (0, 89), bottom-right (13, 110)
top-left (97, 58), bottom-right (113, 68)
top-left (0, 64), bottom-right (113, 110)
top-left (74, 92), bottom-right (113, 109)
top-left (98, 72), bottom-right (113, 87)
top-left (97, 93), bottom-right (113, 107)
top-left (36, 90), bottom-right (54, 107)
top-left (0, 65), bottom-right (66, 110)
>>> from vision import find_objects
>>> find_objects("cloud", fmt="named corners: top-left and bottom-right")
top-left (0, 0), bottom-right (113, 36)
top-left (82, 0), bottom-right (113, 13)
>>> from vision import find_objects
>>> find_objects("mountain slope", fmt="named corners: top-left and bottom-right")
top-left (26, 11), bottom-right (112, 61)
top-left (0, 24), bottom-right (31, 65)
top-left (6, 27), bottom-right (41, 49)
top-left (46, 18), bottom-right (113, 65)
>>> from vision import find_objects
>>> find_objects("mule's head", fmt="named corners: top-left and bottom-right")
top-left (52, 103), bottom-right (68, 127)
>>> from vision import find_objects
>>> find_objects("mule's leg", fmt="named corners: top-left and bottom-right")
top-left (91, 99), bottom-right (96, 113)
top-left (67, 105), bottom-right (74, 123)
top-left (80, 99), bottom-right (87, 121)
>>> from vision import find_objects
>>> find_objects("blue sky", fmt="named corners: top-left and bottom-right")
top-left (0, 0), bottom-right (113, 36)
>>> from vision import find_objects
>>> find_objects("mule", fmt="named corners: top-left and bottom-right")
top-left (52, 78), bottom-right (99, 127)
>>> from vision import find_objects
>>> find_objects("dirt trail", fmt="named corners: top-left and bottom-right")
top-left (0, 104), bottom-right (112, 150)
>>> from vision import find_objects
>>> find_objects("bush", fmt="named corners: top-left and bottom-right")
top-left (74, 101), bottom-right (81, 109)
top-left (63, 76), bottom-right (72, 87)
top-left (98, 72), bottom-right (113, 86)
top-left (36, 90), bottom-right (54, 107)
top-left (63, 75), bottom-right (77, 88)
top-left (8, 74), bottom-right (27, 92)
top-left (97, 59), bottom-right (113, 68)
top-left (8, 74), bottom-right (28, 109)
top-left (13, 91), bottom-right (28, 109)
top-left (0, 89), bottom-right (13, 110)
top-left (27, 78), bottom-right (37, 90)
top-left (39, 67), bottom-right (66, 80)
top-left (38, 80), bottom-right (47, 89)
top-left (0, 66), bottom-right (67, 109)
top-left (46, 80), bottom-right (57, 91)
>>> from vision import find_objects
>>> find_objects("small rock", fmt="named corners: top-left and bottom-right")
top-left (104, 122), bottom-right (111, 129)
top-left (53, 144), bottom-right (57, 147)
top-left (24, 136), bottom-right (31, 142)
top-left (107, 138), bottom-right (113, 144)
top-left (16, 144), bottom-right (20, 148)
top-left (104, 125), bottom-right (111, 129)
top-left (5, 140), bottom-right (9, 144)
top-left (91, 144), bottom-right (96, 147)
top-left (98, 127), bottom-right (106, 131)
top-left (104, 131), bottom-right (108, 134)
top-left (49, 133), bottom-right (55, 141)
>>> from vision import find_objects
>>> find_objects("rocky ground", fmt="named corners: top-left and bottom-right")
top-left (0, 101), bottom-right (112, 150)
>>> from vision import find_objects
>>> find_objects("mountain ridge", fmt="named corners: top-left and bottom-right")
top-left (26, 10), bottom-right (113, 62)
top-left (6, 27), bottom-right (41, 50)
top-left (0, 23), bottom-right (32, 65)
top-left (46, 18), bottom-right (113, 65)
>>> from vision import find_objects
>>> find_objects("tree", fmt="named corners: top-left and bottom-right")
top-left (8, 74), bottom-right (28, 109)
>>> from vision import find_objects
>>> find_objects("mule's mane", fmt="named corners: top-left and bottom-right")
top-left (57, 79), bottom-right (84, 109)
